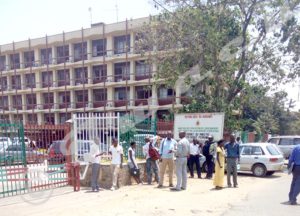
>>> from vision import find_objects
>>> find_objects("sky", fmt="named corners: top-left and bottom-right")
top-left (0, 0), bottom-right (299, 110)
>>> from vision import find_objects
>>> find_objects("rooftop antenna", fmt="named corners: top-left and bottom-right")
top-left (115, 0), bottom-right (119, 22)
top-left (88, 7), bottom-right (92, 25)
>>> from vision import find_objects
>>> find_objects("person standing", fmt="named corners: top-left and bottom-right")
top-left (90, 138), bottom-right (105, 192)
top-left (189, 138), bottom-right (202, 178)
top-left (143, 137), bottom-right (160, 185)
top-left (225, 135), bottom-right (240, 188)
top-left (171, 131), bottom-right (190, 191)
top-left (109, 138), bottom-right (123, 191)
top-left (288, 144), bottom-right (300, 205)
top-left (158, 132), bottom-right (177, 188)
top-left (128, 141), bottom-right (142, 184)
top-left (203, 135), bottom-right (215, 179)
top-left (213, 140), bottom-right (225, 190)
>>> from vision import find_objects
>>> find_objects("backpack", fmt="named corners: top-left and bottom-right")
top-left (149, 143), bottom-right (160, 160)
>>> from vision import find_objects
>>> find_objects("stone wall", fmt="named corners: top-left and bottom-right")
top-left (80, 161), bottom-right (147, 189)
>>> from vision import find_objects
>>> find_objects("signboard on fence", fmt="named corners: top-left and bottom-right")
top-left (173, 113), bottom-right (225, 141)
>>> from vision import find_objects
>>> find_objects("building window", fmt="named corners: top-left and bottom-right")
top-left (158, 87), bottom-right (174, 99)
top-left (0, 96), bottom-right (9, 110)
top-left (25, 73), bottom-right (36, 88)
top-left (44, 113), bottom-right (55, 124)
top-left (114, 87), bottom-right (129, 100)
top-left (57, 69), bottom-right (70, 86)
top-left (0, 115), bottom-right (9, 123)
top-left (92, 39), bottom-right (107, 57)
top-left (10, 53), bottom-right (20, 70)
top-left (24, 51), bottom-right (35, 68)
top-left (11, 75), bottom-right (21, 90)
top-left (40, 48), bottom-right (52, 65)
top-left (74, 67), bottom-right (88, 85)
top-left (75, 90), bottom-right (88, 108)
top-left (26, 94), bottom-right (37, 109)
top-left (0, 56), bottom-right (6, 71)
top-left (27, 114), bottom-right (37, 124)
top-left (74, 42), bottom-right (87, 62)
top-left (136, 86), bottom-right (152, 99)
top-left (59, 113), bottom-right (71, 124)
top-left (93, 65), bottom-right (107, 83)
top-left (13, 114), bottom-right (23, 122)
top-left (114, 35), bottom-right (130, 54)
top-left (135, 61), bottom-right (151, 80)
top-left (58, 92), bottom-right (71, 109)
top-left (114, 62), bottom-right (130, 82)
top-left (0, 77), bottom-right (8, 91)
top-left (56, 45), bottom-right (69, 64)
top-left (12, 95), bottom-right (22, 110)
top-left (42, 71), bottom-right (53, 87)
top-left (43, 93), bottom-right (54, 109)
top-left (93, 89), bottom-right (107, 101)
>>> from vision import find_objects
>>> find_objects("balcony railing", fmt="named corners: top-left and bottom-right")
top-left (135, 99), bottom-right (149, 106)
top-left (158, 97), bottom-right (176, 106)
top-left (93, 101), bottom-right (107, 108)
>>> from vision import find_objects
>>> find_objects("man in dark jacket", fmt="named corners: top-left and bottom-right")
top-left (203, 135), bottom-right (214, 179)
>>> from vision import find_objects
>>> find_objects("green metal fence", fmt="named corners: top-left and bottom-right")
top-left (120, 116), bottom-right (157, 159)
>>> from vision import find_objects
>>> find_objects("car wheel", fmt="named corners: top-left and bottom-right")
top-left (252, 164), bottom-right (267, 177)
top-left (266, 171), bottom-right (275, 176)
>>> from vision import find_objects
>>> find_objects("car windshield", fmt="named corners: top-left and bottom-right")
top-left (266, 145), bottom-right (281, 155)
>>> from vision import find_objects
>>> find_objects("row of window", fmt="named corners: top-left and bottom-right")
top-left (0, 61), bottom-right (151, 90)
top-left (0, 35), bottom-right (136, 71)
top-left (0, 87), bottom-right (175, 110)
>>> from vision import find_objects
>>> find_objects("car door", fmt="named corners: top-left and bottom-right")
top-left (278, 138), bottom-right (294, 158)
top-left (240, 146), bottom-right (253, 171)
top-left (250, 146), bottom-right (266, 165)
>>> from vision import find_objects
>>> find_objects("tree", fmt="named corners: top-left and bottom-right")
top-left (136, 0), bottom-right (300, 131)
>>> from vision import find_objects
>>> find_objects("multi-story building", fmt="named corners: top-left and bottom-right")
top-left (0, 17), bottom-right (187, 125)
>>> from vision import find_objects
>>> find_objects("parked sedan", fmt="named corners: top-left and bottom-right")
top-left (200, 143), bottom-right (284, 177)
top-left (0, 145), bottom-right (45, 165)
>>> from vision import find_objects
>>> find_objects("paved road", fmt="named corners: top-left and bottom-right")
top-left (223, 172), bottom-right (300, 216)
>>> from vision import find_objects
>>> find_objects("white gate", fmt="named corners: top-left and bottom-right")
top-left (73, 113), bottom-right (120, 161)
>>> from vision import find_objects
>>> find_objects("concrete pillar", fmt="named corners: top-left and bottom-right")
top-left (70, 90), bottom-right (75, 108)
top-left (22, 114), bottom-right (27, 124)
top-left (34, 48), bottom-right (40, 66)
top-left (87, 39), bottom-right (92, 60)
top-left (69, 43), bottom-right (74, 62)
top-left (130, 32), bottom-right (135, 53)
top-left (152, 63), bottom-right (157, 77)
top-left (54, 113), bottom-right (59, 124)
top-left (107, 86), bottom-right (114, 106)
top-left (21, 94), bottom-right (26, 111)
top-left (5, 54), bottom-right (10, 70)
top-left (8, 95), bottom-right (12, 111)
top-left (151, 85), bottom-right (158, 106)
top-left (129, 86), bottom-right (135, 106)
top-left (19, 52), bottom-right (24, 69)
top-left (130, 60), bottom-right (135, 81)
top-left (37, 113), bottom-right (43, 124)
top-left (36, 92), bottom-right (42, 109)
top-left (69, 67), bottom-right (74, 86)
top-left (53, 92), bottom-right (58, 109)
top-left (87, 65), bottom-right (92, 84)
top-left (20, 73), bottom-right (25, 89)
top-left (53, 69), bottom-right (57, 87)
top-left (106, 35), bottom-right (113, 56)
top-left (7, 74), bottom-right (12, 90)
top-left (36, 71), bottom-right (41, 89)
top-left (175, 84), bottom-right (181, 104)
top-left (88, 88), bottom-right (93, 107)
top-left (107, 62), bottom-right (113, 82)
top-left (52, 46), bottom-right (57, 64)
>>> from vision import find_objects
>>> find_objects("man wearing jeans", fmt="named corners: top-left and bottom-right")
top-left (288, 144), bottom-right (300, 205)
top-left (109, 138), bottom-right (123, 191)
top-left (171, 131), bottom-right (190, 191)
top-left (158, 132), bottom-right (177, 188)
top-left (225, 135), bottom-right (240, 188)
top-left (143, 137), bottom-right (160, 185)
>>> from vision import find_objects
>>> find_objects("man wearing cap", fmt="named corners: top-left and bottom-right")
top-left (171, 131), bottom-right (190, 191)
top-left (158, 132), bottom-right (177, 188)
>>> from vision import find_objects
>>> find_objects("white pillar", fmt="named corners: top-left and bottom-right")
top-left (20, 73), bottom-right (25, 89)
top-left (36, 92), bottom-right (42, 109)
top-left (87, 39), bottom-right (92, 60)
top-left (107, 87), bottom-right (113, 106)
top-left (70, 90), bottom-right (75, 108)
top-left (151, 85), bottom-right (158, 106)
top-left (34, 48), bottom-right (40, 66)
top-left (54, 113), bottom-right (59, 124)
top-left (69, 67), bottom-right (75, 86)
top-left (5, 54), bottom-right (10, 70)
top-left (130, 60), bottom-right (135, 81)
top-left (175, 84), bottom-right (181, 104)
top-left (52, 46), bottom-right (57, 64)
top-left (8, 95), bottom-right (13, 111)
top-left (130, 86), bottom-right (135, 106)
top-left (20, 52), bottom-right (24, 69)
top-left (36, 71), bottom-right (41, 89)
top-left (107, 62), bottom-right (113, 82)
top-left (69, 43), bottom-right (74, 62)
top-left (37, 113), bottom-right (43, 124)
top-left (21, 94), bottom-right (26, 111)
top-left (88, 65), bottom-right (92, 84)
top-left (130, 32), bottom-right (135, 53)
top-left (53, 69), bottom-right (57, 87)
top-left (88, 88), bottom-right (93, 107)
top-left (106, 35), bottom-right (113, 56)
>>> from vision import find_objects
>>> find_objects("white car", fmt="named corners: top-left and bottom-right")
top-left (238, 143), bottom-right (284, 177)
top-left (200, 143), bottom-right (284, 177)
top-left (12, 136), bottom-right (31, 146)
top-left (0, 137), bottom-right (13, 152)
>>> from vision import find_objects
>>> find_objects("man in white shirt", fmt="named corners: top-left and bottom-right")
top-left (188, 138), bottom-right (202, 178)
top-left (143, 136), bottom-right (160, 185)
top-left (158, 132), bottom-right (177, 188)
top-left (90, 137), bottom-right (105, 192)
top-left (109, 138), bottom-right (123, 191)
top-left (171, 131), bottom-right (190, 191)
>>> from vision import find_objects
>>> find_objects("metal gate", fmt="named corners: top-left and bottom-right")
top-left (0, 123), bottom-right (70, 198)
